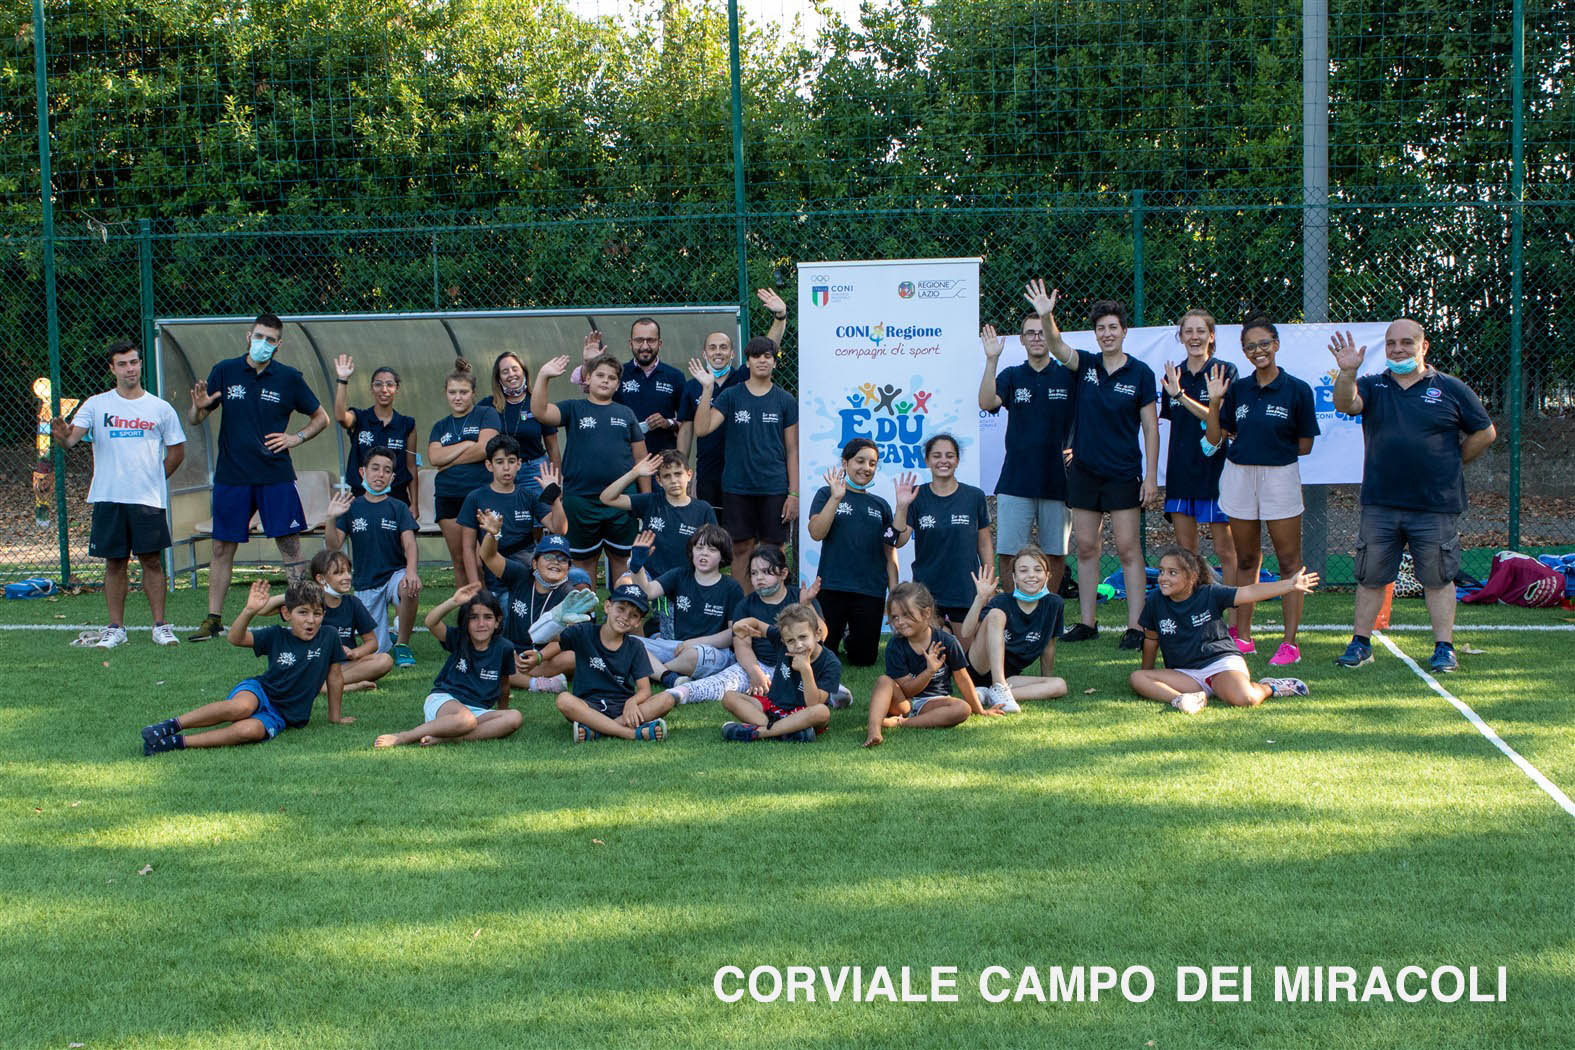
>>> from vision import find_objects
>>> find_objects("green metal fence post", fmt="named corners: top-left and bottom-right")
top-left (726, 0), bottom-right (750, 343)
top-left (1132, 189), bottom-right (1147, 563)
top-left (1507, 0), bottom-right (1525, 550)
top-left (34, 0), bottom-right (68, 583)
top-left (139, 219), bottom-right (157, 395)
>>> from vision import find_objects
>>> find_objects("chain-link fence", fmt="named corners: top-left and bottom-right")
top-left (3, 0), bottom-right (1571, 584)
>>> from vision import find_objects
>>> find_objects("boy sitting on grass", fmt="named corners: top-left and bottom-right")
top-left (324, 445), bottom-right (422, 665)
top-left (722, 602), bottom-right (838, 742)
top-left (623, 523), bottom-right (744, 686)
top-left (141, 580), bottom-right (350, 754)
top-left (521, 583), bottom-right (672, 741)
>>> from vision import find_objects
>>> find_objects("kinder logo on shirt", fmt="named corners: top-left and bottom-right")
top-left (307, 647), bottom-right (323, 661)
top-left (513, 509), bottom-right (530, 522)
top-left (679, 522), bottom-right (697, 537)
top-left (102, 413), bottom-right (157, 436)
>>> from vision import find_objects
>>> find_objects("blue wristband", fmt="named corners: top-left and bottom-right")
top-left (628, 544), bottom-right (650, 573)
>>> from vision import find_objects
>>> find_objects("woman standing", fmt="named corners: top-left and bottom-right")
top-left (1206, 317), bottom-right (1320, 665)
top-left (895, 433), bottom-right (992, 631)
top-left (332, 354), bottom-right (418, 507)
top-left (491, 351), bottom-right (559, 504)
top-left (807, 438), bottom-right (913, 666)
top-left (427, 358), bottom-right (501, 585)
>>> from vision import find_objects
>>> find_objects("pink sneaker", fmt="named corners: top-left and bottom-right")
top-left (1235, 633), bottom-right (1257, 655)
top-left (1268, 642), bottom-right (1301, 666)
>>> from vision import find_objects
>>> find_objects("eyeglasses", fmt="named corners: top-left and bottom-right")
top-left (631, 338), bottom-right (660, 347)
top-left (1243, 339), bottom-right (1277, 354)
top-left (1021, 331), bottom-right (1046, 340)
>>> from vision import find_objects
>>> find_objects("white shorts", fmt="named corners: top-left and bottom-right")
top-left (1218, 461), bottom-right (1304, 521)
top-left (423, 691), bottom-right (491, 722)
top-left (355, 568), bottom-right (406, 653)
top-left (637, 635), bottom-right (735, 677)
top-left (1174, 654), bottom-right (1250, 696)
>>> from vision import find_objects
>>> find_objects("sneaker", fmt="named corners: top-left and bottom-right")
top-left (778, 726), bottom-right (817, 743)
top-left (1335, 639), bottom-right (1373, 667)
top-left (1429, 643), bottom-right (1459, 674)
top-left (531, 674), bottom-right (568, 692)
top-left (1268, 642), bottom-right (1301, 666)
top-left (188, 614), bottom-right (223, 643)
top-left (142, 729), bottom-right (183, 756)
top-left (94, 626), bottom-right (129, 649)
top-left (140, 719), bottom-right (179, 755)
top-left (1171, 691), bottom-right (1207, 715)
top-left (151, 623), bottom-right (179, 647)
top-left (829, 685), bottom-right (853, 709)
top-left (571, 722), bottom-right (602, 743)
top-left (391, 643), bottom-right (416, 667)
top-left (1235, 634), bottom-right (1258, 655)
top-left (721, 721), bottom-right (760, 742)
top-left (633, 718), bottom-right (667, 741)
top-left (985, 682), bottom-right (1020, 714)
top-left (1117, 627), bottom-right (1145, 651)
top-left (1259, 677), bottom-right (1310, 698)
top-left (1061, 622), bottom-right (1099, 643)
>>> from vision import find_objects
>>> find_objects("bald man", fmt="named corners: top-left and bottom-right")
top-left (1329, 319), bottom-right (1496, 673)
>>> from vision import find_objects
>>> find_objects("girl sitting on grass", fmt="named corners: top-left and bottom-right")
top-left (959, 547), bottom-right (1068, 712)
top-left (864, 582), bottom-right (1001, 748)
top-left (306, 549), bottom-right (393, 693)
top-left (1130, 546), bottom-right (1316, 714)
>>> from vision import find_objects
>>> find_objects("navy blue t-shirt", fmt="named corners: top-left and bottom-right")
top-left (883, 628), bottom-right (969, 700)
top-left (428, 405), bottom-right (504, 500)
top-left (615, 361), bottom-right (686, 454)
top-left (1070, 350), bottom-right (1158, 481)
top-left (1161, 360), bottom-right (1238, 500)
top-left (458, 485), bottom-right (553, 587)
top-left (250, 624), bottom-right (347, 727)
top-left (555, 398), bottom-right (643, 496)
top-left (1138, 583), bottom-right (1240, 671)
top-left (730, 586), bottom-right (812, 668)
top-left (335, 494), bottom-right (418, 590)
top-left (205, 356), bottom-right (322, 486)
top-left (497, 397), bottom-right (557, 463)
top-left (810, 486), bottom-right (898, 599)
top-left (679, 366), bottom-right (748, 484)
top-left (321, 595), bottom-right (376, 653)
top-left (992, 360), bottom-right (1076, 499)
top-left (559, 621), bottom-right (654, 704)
top-left (763, 631), bottom-right (843, 711)
top-left (1220, 369), bottom-right (1321, 466)
top-left (1355, 368), bottom-right (1492, 515)
top-left (628, 491), bottom-right (717, 577)
top-left (908, 483), bottom-right (991, 609)
top-left (655, 568), bottom-right (744, 640)
top-left (498, 557), bottom-right (571, 647)
top-left (984, 593), bottom-right (1064, 670)
top-left (431, 628), bottom-right (518, 709)
top-left (714, 383), bottom-right (797, 495)
top-left (345, 407), bottom-right (417, 494)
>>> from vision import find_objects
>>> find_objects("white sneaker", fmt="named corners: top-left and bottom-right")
top-left (530, 675), bottom-right (568, 692)
top-left (830, 684), bottom-right (854, 709)
top-left (94, 626), bottom-right (129, 649)
top-left (151, 623), bottom-right (180, 646)
top-left (986, 682), bottom-right (1021, 713)
top-left (1171, 691), bottom-right (1207, 715)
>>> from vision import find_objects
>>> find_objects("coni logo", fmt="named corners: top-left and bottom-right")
top-left (897, 281), bottom-right (915, 299)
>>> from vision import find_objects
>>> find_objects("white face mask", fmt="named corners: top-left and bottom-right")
top-left (321, 583), bottom-right (343, 597)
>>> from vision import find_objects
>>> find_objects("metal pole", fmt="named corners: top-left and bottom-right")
top-left (1302, 0), bottom-right (1330, 579)
top-left (1507, 0), bottom-right (1525, 549)
top-left (1132, 190), bottom-right (1147, 562)
top-left (431, 232), bottom-right (441, 310)
top-left (726, 0), bottom-right (751, 343)
top-left (34, 0), bottom-right (68, 582)
top-left (139, 219), bottom-right (157, 394)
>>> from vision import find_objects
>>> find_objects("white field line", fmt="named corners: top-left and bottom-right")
top-left (1375, 631), bottom-right (1575, 820)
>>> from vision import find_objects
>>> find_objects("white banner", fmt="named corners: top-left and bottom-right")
top-left (978, 322), bottom-right (1392, 489)
top-left (796, 259), bottom-right (982, 583)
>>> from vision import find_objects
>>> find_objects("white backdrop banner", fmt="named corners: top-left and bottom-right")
top-left (977, 321), bottom-right (1393, 489)
top-left (796, 258), bottom-right (982, 583)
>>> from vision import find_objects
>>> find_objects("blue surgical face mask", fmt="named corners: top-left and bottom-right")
top-left (1387, 356), bottom-right (1420, 375)
top-left (1013, 587), bottom-right (1050, 601)
top-left (364, 480), bottom-right (391, 497)
top-left (711, 364), bottom-right (731, 379)
top-left (248, 337), bottom-right (275, 364)
top-left (843, 474), bottom-right (871, 492)
top-left (755, 580), bottom-right (782, 598)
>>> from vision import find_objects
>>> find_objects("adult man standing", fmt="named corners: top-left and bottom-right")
top-left (186, 313), bottom-right (332, 641)
top-left (51, 340), bottom-right (186, 648)
top-left (977, 314), bottom-right (1076, 592)
top-left (1330, 320), bottom-right (1495, 673)
top-left (614, 317), bottom-right (687, 455)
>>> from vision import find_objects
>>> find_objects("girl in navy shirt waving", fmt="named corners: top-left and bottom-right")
top-left (427, 359), bottom-right (502, 585)
top-left (332, 354), bottom-right (418, 508)
top-left (896, 432), bottom-right (993, 628)
top-left (863, 583), bottom-right (1000, 748)
top-left (1131, 547), bottom-right (1315, 714)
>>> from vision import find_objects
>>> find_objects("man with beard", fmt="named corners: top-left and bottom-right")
top-left (612, 317), bottom-right (687, 455)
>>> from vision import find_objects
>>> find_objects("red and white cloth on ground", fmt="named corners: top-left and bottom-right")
top-left (1460, 551), bottom-right (1564, 608)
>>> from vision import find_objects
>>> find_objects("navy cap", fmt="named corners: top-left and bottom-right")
top-left (534, 533), bottom-right (572, 560)
top-left (609, 583), bottom-right (649, 614)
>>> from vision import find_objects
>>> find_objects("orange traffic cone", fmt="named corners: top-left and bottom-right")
top-left (1374, 582), bottom-right (1395, 629)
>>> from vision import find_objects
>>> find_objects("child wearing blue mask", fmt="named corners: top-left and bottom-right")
top-left (960, 546), bottom-right (1068, 712)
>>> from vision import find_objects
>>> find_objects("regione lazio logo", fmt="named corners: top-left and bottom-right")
top-left (811, 286), bottom-right (830, 307)
top-left (897, 281), bottom-right (916, 299)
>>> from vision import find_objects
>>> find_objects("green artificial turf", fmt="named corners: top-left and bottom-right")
top-left (1, 588), bottom-right (1572, 1048)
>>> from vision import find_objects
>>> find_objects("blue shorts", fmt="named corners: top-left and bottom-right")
top-left (211, 481), bottom-right (307, 542)
top-left (583, 695), bottom-right (628, 720)
top-left (1164, 497), bottom-right (1229, 524)
top-left (229, 678), bottom-right (285, 739)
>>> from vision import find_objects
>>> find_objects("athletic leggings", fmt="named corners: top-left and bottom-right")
top-left (818, 588), bottom-right (886, 667)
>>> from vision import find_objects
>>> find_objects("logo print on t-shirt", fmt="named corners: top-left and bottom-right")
top-left (456, 657), bottom-right (468, 673)
top-left (1082, 370), bottom-right (1098, 385)
top-left (1014, 388), bottom-right (1032, 403)
top-left (226, 384), bottom-right (247, 400)
top-left (1158, 618), bottom-right (1177, 635)
top-left (1024, 631), bottom-right (1042, 644)
top-left (512, 599), bottom-right (529, 618)
top-left (1113, 382), bottom-right (1136, 397)
top-left (675, 595), bottom-right (692, 611)
top-left (1190, 611), bottom-right (1213, 627)
top-left (918, 514), bottom-right (937, 529)
top-left (579, 417), bottom-right (597, 430)
top-left (260, 388), bottom-right (281, 404)
top-left (648, 517), bottom-right (666, 532)
top-left (277, 651), bottom-right (297, 667)
top-left (589, 656), bottom-right (608, 672)
top-left (733, 409), bottom-right (751, 424)
top-left (623, 379), bottom-right (641, 393)
top-left (835, 503), bottom-right (852, 516)
top-left (351, 518), bottom-right (368, 533)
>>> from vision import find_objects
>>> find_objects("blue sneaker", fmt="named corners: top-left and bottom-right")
top-left (777, 726), bottom-right (818, 743)
top-left (721, 721), bottom-right (760, 742)
top-left (1335, 640), bottom-right (1373, 668)
top-left (1429, 643), bottom-right (1459, 674)
top-left (391, 643), bottom-right (416, 668)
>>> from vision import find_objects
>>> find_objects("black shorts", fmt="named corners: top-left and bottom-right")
top-left (89, 502), bottom-right (171, 559)
top-left (938, 605), bottom-right (974, 629)
top-left (723, 492), bottom-right (789, 544)
top-left (1065, 460), bottom-right (1141, 513)
top-left (696, 472), bottom-right (726, 525)
top-left (562, 492), bottom-right (638, 558)
top-left (434, 493), bottom-right (467, 522)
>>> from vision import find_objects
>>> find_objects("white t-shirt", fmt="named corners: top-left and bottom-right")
top-left (71, 389), bottom-right (186, 509)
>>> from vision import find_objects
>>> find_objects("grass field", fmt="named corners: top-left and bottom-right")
top-left (3, 586), bottom-right (1573, 1049)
